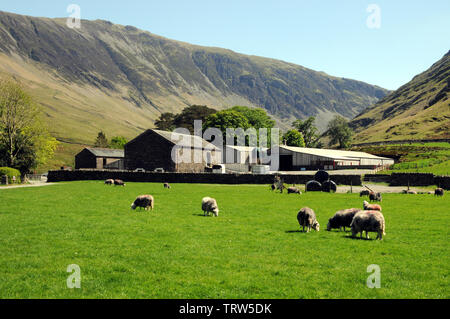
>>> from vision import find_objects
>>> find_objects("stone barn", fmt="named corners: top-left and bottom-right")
top-left (75, 148), bottom-right (124, 170)
top-left (125, 129), bottom-right (221, 173)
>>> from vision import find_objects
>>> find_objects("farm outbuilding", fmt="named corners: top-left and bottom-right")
top-left (276, 145), bottom-right (395, 171)
top-left (124, 129), bottom-right (221, 173)
top-left (75, 148), bottom-right (124, 170)
top-left (222, 146), bottom-right (269, 173)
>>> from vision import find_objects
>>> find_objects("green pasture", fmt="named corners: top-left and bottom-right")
top-left (0, 182), bottom-right (448, 298)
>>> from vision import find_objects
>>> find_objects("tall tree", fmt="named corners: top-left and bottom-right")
top-left (173, 105), bottom-right (217, 133)
top-left (283, 130), bottom-right (305, 147)
top-left (203, 110), bottom-right (251, 144)
top-left (0, 78), bottom-right (58, 174)
top-left (94, 131), bottom-right (109, 148)
top-left (230, 106), bottom-right (276, 146)
top-left (154, 112), bottom-right (176, 131)
top-left (292, 116), bottom-right (320, 148)
top-left (230, 106), bottom-right (275, 129)
top-left (326, 115), bottom-right (353, 149)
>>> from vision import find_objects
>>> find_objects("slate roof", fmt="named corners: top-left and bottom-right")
top-left (85, 148), bottom-right (124, 158)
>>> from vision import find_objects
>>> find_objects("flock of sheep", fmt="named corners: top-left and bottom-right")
top-left (105, 179), bottom-right (220, 217)
top-left (296, 191), bottom-right (386, 240)
top-left (104, 178), bottom-right (445, 241)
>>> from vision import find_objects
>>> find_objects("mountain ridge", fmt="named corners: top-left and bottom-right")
top-left (0, 10), bottom-right (388, 144)
top-left (350, 50), bottom-right (450, 142)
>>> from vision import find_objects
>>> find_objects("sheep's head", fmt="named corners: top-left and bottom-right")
top-left (213, 207), bottom-right (219, 217)
top-left (313, 221), bottom-right (320, 231)
top-left (131, 203), bottom-right (137, 210)
top-left (363, 200), bottom-right (369, 208)
top-left (326, 219), bottom-right (332, 231)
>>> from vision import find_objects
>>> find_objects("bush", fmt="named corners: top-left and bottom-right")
top-left (0, 167), bottom-right (21, 184)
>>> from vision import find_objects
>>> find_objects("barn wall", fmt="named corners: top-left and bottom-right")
top-left (75, 150), bottom-right (97, 169)
top-left (125, 130), bottom-right (176, 172)
top-left (125, 130), bottom-right (221, 173)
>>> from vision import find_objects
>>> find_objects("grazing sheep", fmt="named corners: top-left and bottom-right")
top-left (114, 179), bottom-right (125, 186)
top-left (369, 192), bottom-right (382, 202)
top-left (202, 197), bottom-right (219, 217)
top-left (164, 182), bottom-right (171, 189)
top-left (435, 188), bottom-right (444, 197)
top-left (363, 200), bottom-right (382, 211)
top-left (360, 190), bottom-right (370, 197)
top-left (287, 187), bottom-right (301, 195)
top-left (350, 210), bottom-right (386, 240)
top-left (105, 179), bottom-right (114, 185)
top-left (327, 208), bottom-right (361, 231)
top-left (131, 195), bottom-right (154, 211)
top-left (297, 207), bottom-right (320, 232)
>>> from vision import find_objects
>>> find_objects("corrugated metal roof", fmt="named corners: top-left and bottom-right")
top-left (153, 129), bottom-right (220, 151)
top-left (278, 145), bottom-right (393, 161)
top-left (86, 148), bottom-right (124, 158)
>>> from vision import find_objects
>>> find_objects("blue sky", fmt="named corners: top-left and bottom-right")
top-left (1, 0), bottom-right (449, 90)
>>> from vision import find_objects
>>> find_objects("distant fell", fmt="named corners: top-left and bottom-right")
top-left (350, 50), bottom-right (450, 143)
top-left (0, 10), bottom-right (388, 145)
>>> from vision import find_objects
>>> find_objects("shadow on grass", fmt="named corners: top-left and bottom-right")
top-left (285, 230), bottom-right (303, 233)
top-left (344, 234), bottom-right (375, 241)
top-left (192, 214), bottom-right (216, 217)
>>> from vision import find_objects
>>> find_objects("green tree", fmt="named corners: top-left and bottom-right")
top-left (230, 106), bottom-right (276, 146)
top-left (155, 112), bottom-right (176, 131)
top-left (292, 116), bottom-right (320, 148)
top-left (283, 130), bottom-right (305, 147)
top-left (0, 78), bottom-right (58, 174)
top-left (110, 136), bottom-right (128, 149)
top-left (230, 106), bottom-right (275, 129)
top-left (94, 131), bottom-right (109, 148)
top-left (326, 115), bottom-right (353, 149)
top-left (203, 110), bottom-right (251, 144)
top-left (173, 105), bottom-right (217, 133)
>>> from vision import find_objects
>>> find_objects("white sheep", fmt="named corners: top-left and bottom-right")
top-left (202, 197), bottom-right (219, 217)
top-left (350, 210), bottom-right (386, 240)
top-left (297, 207), bottom-right (320, 232)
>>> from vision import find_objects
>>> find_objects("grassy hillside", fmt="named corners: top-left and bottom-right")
top-left (352, 142), bottom-right (450, 176)
top-left (0, 182), bottom-right (448, 298)
top-left (350, 51), bottom-right (450, 142)
top-left (0, 10), bottom-right (388, 145)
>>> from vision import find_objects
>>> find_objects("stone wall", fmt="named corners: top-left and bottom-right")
top-left (389, 173), bottom-right (435, 186)
top-left (47, 170), bottom-right (362, 185)
top-left (363, 174), bottom-right (391, 183)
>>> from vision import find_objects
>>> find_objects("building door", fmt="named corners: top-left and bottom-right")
top-left (280, 155), bottom-right (293, 171)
